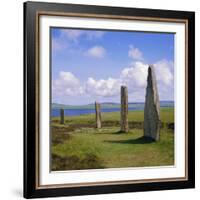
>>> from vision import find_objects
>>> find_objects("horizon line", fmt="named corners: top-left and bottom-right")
top-left (52, 100), bottom-right (174, 106)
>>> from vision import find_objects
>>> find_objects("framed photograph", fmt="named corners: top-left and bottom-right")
top-left (24, 1), bottom-right (195, 198)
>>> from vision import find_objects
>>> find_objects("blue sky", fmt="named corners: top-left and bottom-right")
top-left (51, 27), bottom-right (174, 105)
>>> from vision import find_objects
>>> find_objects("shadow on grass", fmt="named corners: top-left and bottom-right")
top-left (112, 130), bottom-right (128, 134)
top-left (104, 136), bottom-right (155, 145)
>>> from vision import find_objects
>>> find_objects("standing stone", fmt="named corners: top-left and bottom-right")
top-left (95, 101), bottom-right (101, 128)
top-left (60, 108), bottom-right (65, 125)
top-left (144, 65), bottom-right (160, 141)
top-left (120, 86), bottom-right (129, 132)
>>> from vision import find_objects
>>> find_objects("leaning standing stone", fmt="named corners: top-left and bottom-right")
top-left (144, 65), bottom-right (160, 141)
top-left (95, 101), bottom-right (102, 128)
top-left (120, 86), bottom-right (129, 132)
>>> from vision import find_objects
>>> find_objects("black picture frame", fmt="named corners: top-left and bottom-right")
top-left (24, 1), bottom-right (195, 198)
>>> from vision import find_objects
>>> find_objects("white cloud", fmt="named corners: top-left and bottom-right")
top-left (121, 61), bottom-right (149, 89)
top-left (120, 60), bottom-right (174, 101)
top-left (86, 77), bottom-right (121, 97)
top-left (84, 62), bottom-right (149, 98)
top-left (60, 30), bottom-right (83, 42)
top-left (52, 30), bottom-right (105, 52)
top-left (128, 45), bottom-right (144, 60)
top-left (85, 46), bottom-right (106, 58)
top-left (52, 71), bottom-right (84, 97)
top-left (121, 60), bottom-right (173, 89)
top-left (84, 31), bottom-right (105, 40)
top-left (154, 59), bottom-right (173, 86)
top-left (53, 59), bottom-right (174, 102)
top-left (60, 30), bottom-right (104, 42)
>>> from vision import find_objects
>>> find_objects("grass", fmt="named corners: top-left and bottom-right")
top-left (51, 108), bottom-right (174, 171)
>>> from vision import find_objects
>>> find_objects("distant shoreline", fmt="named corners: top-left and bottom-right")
top-left (51, 106), bottom-right (174, 117)
top-left (52, 101), bottom-right (174, 110)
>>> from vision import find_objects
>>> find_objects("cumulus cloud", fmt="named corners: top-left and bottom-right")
top-left (86, 77), bottom-right (121, 97)
top-left (86, 60), bottom-right (173, 99)
top-left (122, 60), bottom-right (173, 88)
top-left (53, 59), bottom-right (174, 102)
top-left (84, 60), bottom-right (173, 99)
top-left (121, 60), bottom-right (174, 101)
top-left (121, 61), bottom-right (148, 89)
top-left (154, 59), bottom-right (173, 86)
top-left (128, 45), bottom-right (144, 60)
top-left (85, 46), bottom-right (106, 58)
top-left (52, 71), bottom-right (84, 97)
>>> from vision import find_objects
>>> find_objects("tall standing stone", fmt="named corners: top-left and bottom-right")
top-left (60, 108), bottom-right (65, 125)
top-left (95, 101), bottom-right (101, 128)
top-left (120, 86), bottom-right (129, 132)
top-left (144, 65), bottom-right (160, 141)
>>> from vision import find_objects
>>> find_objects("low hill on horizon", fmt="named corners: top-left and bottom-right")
top-left (52, 101), bottom-right (174, 110)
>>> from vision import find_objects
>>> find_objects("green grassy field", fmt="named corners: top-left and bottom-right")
top-left (51, 108), bottom-right (174, 171)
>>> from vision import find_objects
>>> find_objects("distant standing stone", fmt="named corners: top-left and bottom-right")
top-left (95, 101), bottom-right (102, 128)
top-left (144, 65), bottom-right (160, 141)
top-left (60, 108), bottom-right (65, 125)
top-left (120, 86), bottom-right (129, 132)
